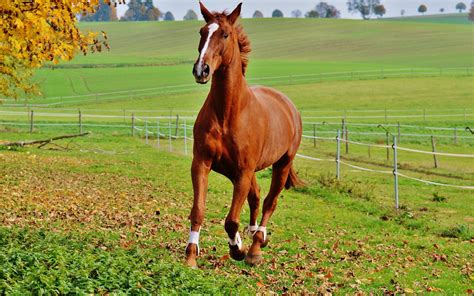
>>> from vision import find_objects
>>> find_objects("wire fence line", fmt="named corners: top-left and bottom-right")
top-left (1, 67), bottom-right (473, 107)
top-left (129, 120), bottom-right (474, 204)
top-left (1, 112), bottom-right (472, 208)
top-left (296, 130), bottom-right (474, 210)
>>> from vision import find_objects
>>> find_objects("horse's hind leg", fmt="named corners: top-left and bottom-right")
top-left (246, 157), bottom-right (292, 266)
top-left (245, 175), bottom-right (260, 236)
top-left (225, 170), bottom-right (254, 261)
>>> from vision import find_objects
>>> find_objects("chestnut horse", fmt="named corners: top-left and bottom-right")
top-left (185, 2), bottom-right (302, 267)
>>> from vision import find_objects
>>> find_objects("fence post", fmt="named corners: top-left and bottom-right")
top-left (175, 115), bottom-right (179, 137)
top-left (157, 119), bottom-right (160, 149)
top-left (431, 136), bottom-right (438, 168)
top-left (313, 124), bottom-right (316, 148)
top-left (336, 130), bottom-right (341, 180)
top-left (145, 120), bottom-right (149, 144)
top-left (131, 113), bottom-right (135, 137)
top-left (168, 118), bottom-right (172, 152)
top-left (454, 127), bottom-right (458, 145)
top-left (341, 119), bottom-right (345, 140)
top-left (79, 110), bottom-right (83, 134)
top-left (385, 131), bottom-right (390, 161)
top-left (393, 136), bottom-right (399, 210)
top-left (184, 119), bottom-right (188, 155)
top-left (397, 122), bottom-right (401, 144)
top-left (29, 110), bottom-right (34, 133)
top-left (345, 127), bottom-right (349, 154)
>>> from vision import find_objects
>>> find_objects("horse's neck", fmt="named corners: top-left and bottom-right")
top-left (208, 57), bottom-right (248, 123)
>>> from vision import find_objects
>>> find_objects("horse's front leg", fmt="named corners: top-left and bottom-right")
top-left (225, 171), bottom-right (253, 261)
top-left (185, 158), bottom-right (211, 268)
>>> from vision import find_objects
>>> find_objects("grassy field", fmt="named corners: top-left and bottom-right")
top-left (1, 15), bottom-right (473, 294)
top-left (0, 17), bottom-right (468, 102)
top-left (383, 13), bottom-right (472, 25)
top-left (0, 131), bottom-right (473, 294)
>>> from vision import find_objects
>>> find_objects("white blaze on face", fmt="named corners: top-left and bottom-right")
top-left (197, 23), bottom-right (219, 74)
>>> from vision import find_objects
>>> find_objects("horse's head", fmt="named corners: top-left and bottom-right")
top-left (192, 2), bottom-right (242, 84)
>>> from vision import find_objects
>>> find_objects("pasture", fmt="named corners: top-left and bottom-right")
top-left (1, 16), bottom-right (473, 294)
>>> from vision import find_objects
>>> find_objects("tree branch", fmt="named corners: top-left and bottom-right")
top-left (0, 132), bottom-right (91, 148)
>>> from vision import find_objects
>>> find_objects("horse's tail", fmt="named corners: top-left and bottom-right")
top-left (285, 166), bottom-right (304, 189)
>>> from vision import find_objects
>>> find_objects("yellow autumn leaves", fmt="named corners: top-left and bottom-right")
top-left (0, 0), bottom-right (111, 98)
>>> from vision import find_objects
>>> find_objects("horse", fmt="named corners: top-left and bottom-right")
top-left (185, 2), bottom-right (303, 267)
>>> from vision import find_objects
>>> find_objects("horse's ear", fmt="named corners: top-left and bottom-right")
top-left (228, 2), bottom-right (242, 25)
top-left (199, 1), bottom-right (213, 23)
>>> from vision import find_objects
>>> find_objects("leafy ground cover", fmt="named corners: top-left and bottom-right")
top-left (0, 133), bottom-right (472, 294)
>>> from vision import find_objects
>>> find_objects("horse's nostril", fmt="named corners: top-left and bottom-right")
top-left (203, 64), bottom-right (210, 77)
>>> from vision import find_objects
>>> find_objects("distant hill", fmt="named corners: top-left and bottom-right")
top-left (75, 18), bottom-right (473, 70)
top-left (381, 13), bottom-right (471, 25)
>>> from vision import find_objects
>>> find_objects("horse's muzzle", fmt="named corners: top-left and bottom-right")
top-left (193, 63), bottom-right (210, 84)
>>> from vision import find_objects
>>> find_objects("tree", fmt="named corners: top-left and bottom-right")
top-left (418, 4), bottom-right (427, 15)
top-left (315, 2), bottom-right (341, 18)
top-left (253, 10), bottom-right (264, 18)
top-left (400, 9), bottom-right (405, 17)
top-left (347, 0), bottom-right (381, 20)
top-left (272, 9), bottom-right (284, 18)
top-left (456, 2), bottom-right (467, 13)
top-left (291, 9), bottom-right (302, 18)
top-left (146, 7), bottom-right (161, 20)
top-left (305, 10), bottom-right (320, 18)
top-left (163, 11), bottom-right (175, 21)
top-left (81, 0), bottom-right (112, 22)
top-left (374, 4), bottom-right (386, 18)
top-left (183, 9), bottom-right (198, 20)
top-left (0, 0), bottom-right (111, 98)
top-left (121, 0), bottom-right (161, 21)
top-left (469, 6), bottom-right (474, 21)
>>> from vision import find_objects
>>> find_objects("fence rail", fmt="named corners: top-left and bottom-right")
top-left (1, 113), bottom-right (473, 208)
top-left (297, 130), bottom-right (474, 210)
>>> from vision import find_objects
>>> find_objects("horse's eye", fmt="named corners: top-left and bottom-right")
top-left (223, 32), bottom-right (229, 39)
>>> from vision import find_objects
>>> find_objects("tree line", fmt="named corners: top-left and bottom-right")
top-left (81, 1), bottom-right (474, 22)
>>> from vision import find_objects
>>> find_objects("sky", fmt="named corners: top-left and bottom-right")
top-left (117, 0), bottom-right (471, 20)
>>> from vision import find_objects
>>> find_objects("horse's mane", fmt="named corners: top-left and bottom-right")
top-left (214, 12), bottom-right (251, 75)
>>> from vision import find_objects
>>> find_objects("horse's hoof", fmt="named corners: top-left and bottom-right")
top-left (229, 244), bottom-right (246, 261)
top-left (245, 253), bottom-right (263, 266)
top-left (185, 257), bottom-right (198, 268)
top-left (261, 238), bottom-right (269, 248)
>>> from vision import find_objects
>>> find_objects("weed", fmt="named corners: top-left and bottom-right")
top-left (440, 224), bottom-right (471, 240)
top-left (317, 174), bottom-right (375, 201)
top-left (432, 192), bottom-right (447, 202)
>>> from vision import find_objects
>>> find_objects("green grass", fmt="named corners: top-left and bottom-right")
top-left (0, 17), bottom-right (466, 101)
top-left (74, 18), bottom-right (472, 67)
top-left (0, 133), bottom-right (472, 294)
top-left (383, 13), bottom-right (472, 25)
